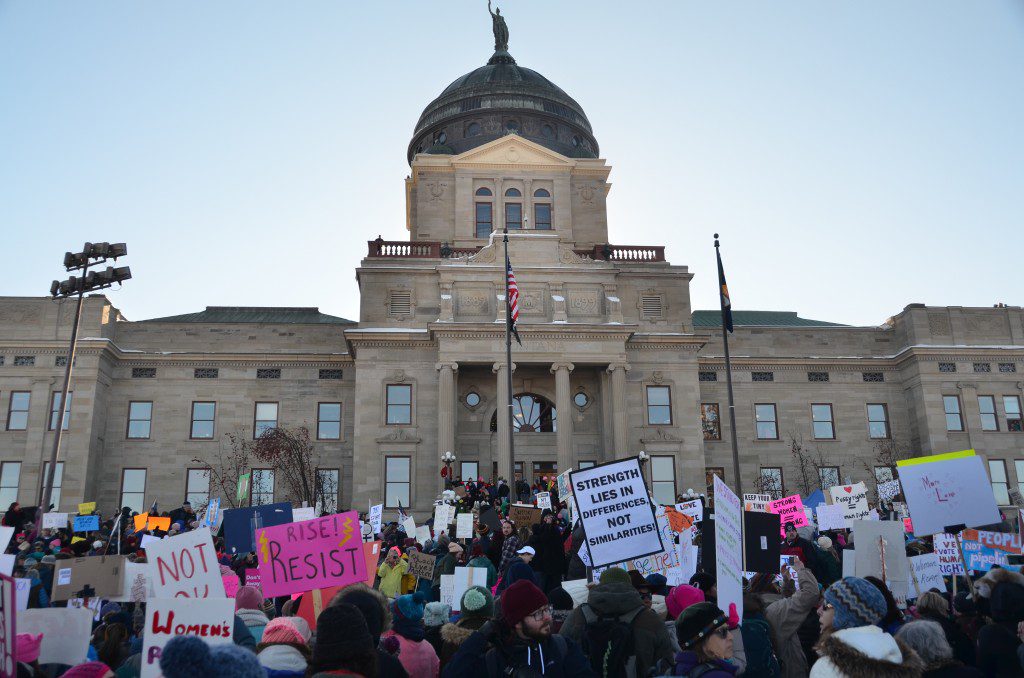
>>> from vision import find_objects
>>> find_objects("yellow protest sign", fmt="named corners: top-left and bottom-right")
top-left (71, 536), bottom-right (85, 544)
top-left (78, 502), bottom-right (97, 515)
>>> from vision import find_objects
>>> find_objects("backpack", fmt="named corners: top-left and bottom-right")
top-left (579, 604), bottom-right (643, 678)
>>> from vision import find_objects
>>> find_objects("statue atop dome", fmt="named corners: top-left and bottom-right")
top-left (488, 0), bottom-right (509, 53)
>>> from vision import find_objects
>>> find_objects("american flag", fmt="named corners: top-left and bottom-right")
top-left (506, 254), bottom-right (523, 346)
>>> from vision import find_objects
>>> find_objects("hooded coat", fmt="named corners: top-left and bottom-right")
top-left (755, 565), bottom-right (819, 678)
top-left (974, 567), bottom-right (1024, 678)
top-left (810, 626), bottom-right (924, 678)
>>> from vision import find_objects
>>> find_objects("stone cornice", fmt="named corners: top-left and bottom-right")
top-left (0, 339), bottom-right (352, 366)
top-left (628, 333), bottom-right (708, 352)
top-left (429, 322), bottom-right (636, 341)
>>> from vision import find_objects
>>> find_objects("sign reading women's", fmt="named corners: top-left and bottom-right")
top-left (570, 458), bottom-right (663, 568)
top-left (255, 511), bottom-right (367, 597)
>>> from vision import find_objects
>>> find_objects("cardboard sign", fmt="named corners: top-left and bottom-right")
top-left (907, 552), bottom-right (946, 599)
top-left (110, 562), bottom-right (155, 603)
top-left (222, 502), bottom-right (294, 554)
top-left (147, 529), bottom-right (225, 598)
top-left (18, 608), bottom-right (92, 666)
top-left (570, 458), bottom-right (664, 568)
top-left (713, 476), bottom-right (744, 621)
top-left (896, 450), bottom-right (1000, 537)
top-left (743, 494), bottom-right (772, 513)
top-left (77, 502), bottom-right (96, 515)
top-left (744, 511), bottom-right (782, 574)
top-left (933, 533), bottom-right (966, 575)
top-left (852, 520), bottom-right (909, 600)
top-left (536, 492), bottom-right (552, 510)
top-left (72, 515), bottom-right (100, 533)
top-left (42, 513), bottom-right (68, 530)
top-left (829, 483), bottom-right (870, 526)
top-left (961, 529), bottom-right (1023, 572)
top-left (401, 516), bottom-right (416, 536)
top-left (508, 503), bottom-right (542, 527)
top-left (147, 517), bottom-right (171, 532)
top-left (769, 495), bottom-right (808, 535)
top-left (141, 598), bottom-right (235, 678)
top-left (222, 575), bottom-right (240, 598)
top-left (51, 555), bottom-right (126, 602)
top-left (292, 506), bottom-right (316, 522)
top-left (440, 566), bottom-right (488, 611)
top-left (408, 550), bottom-right (436, 580)
top-left (878, 479), bottom-right (902, 502)
top-left (255, 511), bottom-right (366, 597)
top-left (0, 574), bottom-right (14, 675)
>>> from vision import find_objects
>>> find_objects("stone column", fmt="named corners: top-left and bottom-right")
top-left (607, 362), bottom-right (630, 457)
top-left (551, 363), bottom-right (574, 473)
top-left (493, 361), bottom-right (516, 481)
top-left (437, 362), bottom-right (458, 459)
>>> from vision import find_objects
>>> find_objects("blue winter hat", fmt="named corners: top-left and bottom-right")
top-left (824, 576), bottom-right (887, 630)
top-left (160, 635), bottom-right (265, 678)
top-left (207, 643), bottom-right (265, 678)
top-left (392, 591), bottom-right (427, 622)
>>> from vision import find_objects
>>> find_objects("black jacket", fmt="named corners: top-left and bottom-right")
top-left (442, 628), bottom-right (596, 678)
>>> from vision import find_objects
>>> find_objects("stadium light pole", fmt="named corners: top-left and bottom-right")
top-left (36, 243), bottom-right (130, 531)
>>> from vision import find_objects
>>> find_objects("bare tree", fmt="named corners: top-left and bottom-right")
top-left (249, 426), bottom-right (338, 513)
top-left (191, 432), bottom-right (253, 509)
top-left (862, 437), bottom-right (913, 503)
top-left (788, 434), bottom-right (841, 496)
top-left (752, 469), bottom-right (783, 500)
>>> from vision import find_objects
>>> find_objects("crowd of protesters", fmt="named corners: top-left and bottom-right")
top-left (4, 473), bottom-right (1024, 678)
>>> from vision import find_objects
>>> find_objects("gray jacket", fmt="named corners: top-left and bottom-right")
top-left (758, 566), bottom-right (819, 678)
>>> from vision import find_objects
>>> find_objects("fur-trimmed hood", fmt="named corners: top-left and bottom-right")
top-left (975, 566), bottom-right (1024, 599)
top-left (811, 626), bottom-right (923, 678)
top-left (440, 616), bottom-right (487, 646)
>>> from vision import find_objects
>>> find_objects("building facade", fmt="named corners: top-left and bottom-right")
top-left (2, 24), bottom-right (1022, 517)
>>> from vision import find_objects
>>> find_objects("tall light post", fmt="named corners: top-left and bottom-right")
top-left (637, 450), bottom-right (649, 487)
top-left (441, 451), bottom-right (456, 491)
top-left (37, 243), bottom-right (130, 530)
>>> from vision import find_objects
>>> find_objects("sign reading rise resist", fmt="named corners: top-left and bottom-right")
top-left (255, 511), bottom-right (367, 597)
top-left (570, 457), bottom-right (663, 568)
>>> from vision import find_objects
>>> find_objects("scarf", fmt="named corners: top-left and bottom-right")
top-left (391, 615), bottom-right (426, 642)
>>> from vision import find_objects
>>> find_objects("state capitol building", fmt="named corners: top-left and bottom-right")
top-left (1, 14), bottom-right (1022, 517)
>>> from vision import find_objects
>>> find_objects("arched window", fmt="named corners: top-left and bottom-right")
top-left (533, 189), bottom-right (550, 198)
top-left (504, 188), bottom-right (522, 197)
top-left (475, 188), bottom-right (493, 238)
top-left (504, 188), bottom-right (522, 229)
top-left (475, 187), bottom-right (492, 196)
top-left (534, 189), bottom-right (552, 230)
top-left (489, 393), bottom-right (557, 432)
top-left (466, 122), bottom-right (482, 137)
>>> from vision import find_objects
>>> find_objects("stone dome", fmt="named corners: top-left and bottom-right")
top-left (408, 49), bottom-right (598, 163)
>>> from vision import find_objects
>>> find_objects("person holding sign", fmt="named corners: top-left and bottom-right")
top-left (780, 523), bottom-right (819, 574)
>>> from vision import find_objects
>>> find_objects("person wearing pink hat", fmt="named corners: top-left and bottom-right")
top-left (58, 661), bottom-right (114, 678)
top-left (16, 633), bottom-right (43, 675)
top-left (256, 617), bottom-right (310, 677)
top-left (234, 585), bottom-right (269, 642)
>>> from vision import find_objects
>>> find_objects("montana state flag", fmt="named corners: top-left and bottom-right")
top-left (716, 247), bottom-right (734, 333)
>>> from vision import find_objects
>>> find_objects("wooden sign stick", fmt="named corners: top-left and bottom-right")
top-left (878, 536), bottom-right (888, 588)
top-left (953, 532), bottom-right (978, 600)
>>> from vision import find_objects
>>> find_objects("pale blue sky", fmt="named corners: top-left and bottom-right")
top-left (2, 1), bottom-right (1022, 327)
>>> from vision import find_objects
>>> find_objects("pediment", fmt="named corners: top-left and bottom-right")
top-left (452, 135), bottom-right (574, 169)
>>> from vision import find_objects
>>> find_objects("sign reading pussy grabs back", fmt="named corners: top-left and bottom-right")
top-left (255, 511), bottom-right (367, 598)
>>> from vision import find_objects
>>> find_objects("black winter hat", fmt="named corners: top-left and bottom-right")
top-left (312, 603), bottom-right (374, 665)
top-left (675, 602), bottom-right (727, 649)
top-left (338, 589), bottom-right (385, 638)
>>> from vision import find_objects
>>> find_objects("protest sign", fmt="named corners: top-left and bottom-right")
top-left (829, 483), bottom-right (870, 526)
top-left (77, 502), bottom-right (96, 515)
top-left (456, 512), bottom-right (474, 539)
top-left (536, 492), bottom-right (552, 510)
top-left (42, 513), bottom-right (68, 530)
top-left (222, 575), bottom-right (240, 598)
top-left (292, 506), bottom-right (316, 522)
top-left (440, 567), bottom-right (487, 611)
top-left (415, 525), bottom-right (431, 544)
top-left (362, 541), bottom-right (380, 586)
top-left (432, 504), bottom-right (453, 534)
top-left (368, 504), bottom-right (383, 535)
top-left (479, 505), bottom-right (503, 533)
top-left (141, 598), bottom-right (235, 678)
top-left (743, 511), bottom-right (782, 574)
top-left (816, 504), bottom-right (846, 532)
top-left (14, 578), bottom-right (30, 611)
top-left (245, 569), bottom-right (261, 589)
top-left (713, 476), bottom-right (744, 620)
top-left (556, 469), bottom-right (573, 500)
top-left (256, 510), bottom-right (366, 597)
top-left (571, 458), bottom-right (663, 568)
top-left (508, 503), bottom-right (542, 527)
top-left (627, 508), bottom-right (683, 584)
top-left (147, 529), bottom-right (225, 598)
top-left (769, 495), bottom-right (808, 536)
top-left (401, 516), bottom-right (416, 536)
top-left (903, 518), bottom-right (914, 533)
top-left (676, 528), bottom-right (699, 585)
top-left (408, 550), bottom-right (436, 580)
top-left (743, 494), bottom-right (772, 513)
top-left (236, 473), bottom-right (250, 504)
top-left (961, 529), bottom-right (1022, 572)
top-left (0, 530), bottom-right (11, 554)
top-left (200, 498), bottom-right (222, 532)
top-left (110, 562), bottom-right (155, 603)
top-left (0, 574), bottom-right (14, 676)
top-left (663, 505), bottom-right (695, 533)
top-left (147, 517), bottom-right (171, 532)
top-left (294, 542), bottom-right (379, 633)
top-left (72, 515), bottom-right (99, 532)
top-left (674, 499), bottom-right (704, 522)
top-left (52, 555), bottom-right (126, 602)
top-left (897, 450), bottom-right (1000, 537)
top-left (222, 502), bottom-right (293, 554)
top-left (842, 550), bottom-right (855, 578)
top-left (140, 534), bottom-right (163, 550)
top-left (907, 553), bottom-right (946, 599)
top-left (133, 513), bottom-right (149, 531)
top-left (18, 608), bottom-right (92, 666)
top-left (878, 479), bottom-right (902, 502)
top-left (933, 533), bottom-right (966, 575)
top-left (852, 520), bottom-right (909, 601)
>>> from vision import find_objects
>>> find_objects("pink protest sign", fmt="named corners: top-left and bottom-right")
top-left (769, 494), bottom-right (808, 536)
top-left (222, 575), bottom-right (239, 598)
top-left (244, 569), bottom-right (261, 590)
top-left (255, 511), bottom-right (366, 598)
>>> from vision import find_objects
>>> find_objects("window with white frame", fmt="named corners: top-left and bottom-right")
top-left (42, 462), bottom-right (64, 510)
top-left (0, 462), bottom-right (21, 508)
top-left (6, 392), bottom-right (30, 431)
top-left (317, 403), bottom-right (342, 440)
top-left (646, 386), bottom-right (672, 425)
top-left (385, 457), bottom-right (410, 507)
top-left (386, 385), bottom-right (412, 425)
top-left (811, 404), bottom-right (835, 439)
top-left (867, 404), bottom-right (890, 439)
top-left (49, 391), bottom-right (72, 431)
top-left (578, 461), bottom-right (596, 470)
top-left (316, 469), bottom-right (340, 515)
top-left (651, 456), bottom-right (677, 505)
top-left (758, 467), bottom-right (784, 499)
top-left (251, 469), bottom-right (275, 506)
top-left (254, 402), bottom-right (278, 438)
top-left (120, 468), bottom-right (147, 513)
top-left (979, 396), bottom-right (998, 431)
top-left (185, 468), bottom-right (211, 508)
top-left (127, 401), bottom-right (153, 439)
top-left (460, 462), bottom-right (479, 482)
top-left (989, 460), bottom-right (1009, 505)
top-left (943, 395), bottom-right (963, 431)
top-left (755, 404), bottom-right (779, 440)
top-left (1004, 396), bottom-right (1022, 432)
top-left (818, 466), bottom-right (840, 490)
top-left (190, 402), bottom-right (216, 439)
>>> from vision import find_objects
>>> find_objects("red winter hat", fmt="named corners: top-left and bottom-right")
top-left (501, 579), bottom-right (548, 627)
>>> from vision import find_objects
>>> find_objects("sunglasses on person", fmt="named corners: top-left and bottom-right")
top-left (710, 626), bottom-right (730, 640)
top-left (819, 602), bottom-right (834, 612)
top-left (528, 605), bottom-right (554, 621)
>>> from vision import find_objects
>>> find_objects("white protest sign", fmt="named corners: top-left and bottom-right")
top-left (42, 513), bottom-right (69, 530)
top-left (18, 608), bottom-right (93, 666)
top-left (842, 550), bottom-right (855, 578)
top-left (0, 528), bottom-right (12, 552)
top-left (415, 525), bottom-right (432, 545)
top-left (829, 482), bottom-right (870, 526)
top-left (878, 480), bottom-right (902, 502)
top-left (0, 556), bottom-right (13, 578)
top-left (292, 506), bottom-right (316, 522)
top-left (439, 566), bottom-right (487, 611)
top-left (897, 450), bottom-right (1000, 537)
top-left (369, 504), bottom-right (383, 535)
top-left (816, 504), bottom-right (846, 532)
top-left (556, 469), bottom-right (573, 500)
top-left (933, 533), bottom-right (965, 575)
top-left (14, 577), bottom-right (31, 611)
top-left (140, 534), bottom-right (163, 549)
top-left (570, 458), bottom-right (663, 568)
top-left (852, 520), bottom-right (909, 600)
top-left (906, 552), bottom-right (946, 599)
top-left (402, 516), bottom-right (417, 536)
top-left (141, 598), bottom-right (235, 678)
top-left (674, 499), bottom-right (704, 522)
top-left (676, 529), bottom-right (699, 585)
top-left (743, 494), bottom-right (772, 513)
top-left (433, 504), bottom-right (452, 534)
top-left (456, 512), bottom-right (474, 539)
top-left (110, 562), bottom-right (156, 603)
top-left (536, 492), bottom-right (552, 510)
top-left (714, 475), bottom-right (744, 621)
top-left (146, 529), bottom-right (225, 598)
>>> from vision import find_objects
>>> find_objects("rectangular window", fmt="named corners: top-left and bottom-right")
top-left (651, 456), bottom-right (677, 505)
top-left (386, 385), bottom-right (412, 425)
top-left (1004, 396), bottom-right (1022, 432)
top-left (190, 402), bottom-right (216, 439)
top-left (701, 403), bottom-right (721, 441)
top-left (256, 368), bottom-right (281, 379)
top-left (505, 202), bottom-right (522, 229)
top-left (812, 404), bottom-right (835, 439)
top-left (989, 460), bottom-right (1009, 505)
top-left (254, 402), bottom-right (278, 438)
top-left (818, 466), bottom-right (840, 490)
top-left (578, 461), bottom-right (596, 470)
top-left (13, 356), bottom-right (35, 367)
top-left (751, 371), bottom-right (774, 382)
top-left (755, 403), bottom-right (778, 440)
top-left (120, 468), bottom-right (147, 513)
top-left (758, 467), bottom-right (784, 500)
top-left (319, 369), bottom-right (343, 380)
top-left (385, 457), bottom-right (411, 507)
top-left (316, 468), bottom-right (340, 515)
top-left (317, 403), bottom-right (342, 440)
top-left (646, 386), bottom-right (672, 425)
top-left (185, 468), bottom-right (211, 508)
top-left (251, 469), bottom-right (275, 506)
top-left (475, 202), bottom-right (493, 238)
top-left (6, 392), bottom-right (30, 431)
top-left (48, 391), bottom-right (72, 431)
top-left (874, 465), bottom-right (895, 485)
top-left (943, 395), bottom-right (963, 432)
top-left (979, 396), bottom-right (998, 431)
top-left (1016, 460), bottom-right (1024, 499)
top-left (127, 401), bottom-right (153, 439)
top-left (132, 367), bottom-right (156, 378)
top-left (42, 462), bottom-right (64, 510)
top-left (533, 203), bottom-right (551, 230)
top-left (867, 404), bottom-right (890, 439)
top-left (460, 462), bottom-right (479, 482)
top-left (0, 462), bottom-right (21, 508)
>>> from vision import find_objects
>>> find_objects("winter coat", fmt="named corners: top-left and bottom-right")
top-left (377, 648), bottom-right (410, 678)
top-left (424, 624), bottom-right (445, 659)
top-left (757, 566), bottom-right (819, 678)
top-left (441, 627), bottom-right (596, 678)
top-left (528, 523), bottom-right (566, 577)
top-left (466, 555), bottom-right (497, 589)
top-left (233, 614), bottom-right (257, 650)
top-left (383, 629), bottom-right (440, 678)
top-left (655, 650), bottom-right (738, 677)
top-left (810, 625), bottom-right (924, 678)
top-left (740, 614), bottom-right (781, 678)
top-left (257, 644), bottom-right (308, 678)
top-left (378, 559), bottom-right (410, 598)
top-left (816, 550), bottom-right (842, 587)
top-left (975, 566), bottom-right (1024, 678)
top-left (667, 621), bottom-right (748, 675)
top-left (920, 660), bottom-right (984, 678)
top-left (918, 610), bottom-right (976, 668)
top-left (438, 617), bottom-right (488, 668)
top-left (235, 607), bottom-right (268, 643)
top-left (498, 535), bottom-right (520, 575)
top-left (780, 536), bottom-right (819, 572)
top-left (558, 581), bottom-right (674, 678)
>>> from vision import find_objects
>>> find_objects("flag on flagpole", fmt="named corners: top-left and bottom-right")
top-left (716, 245), bottom-right (734, 333)
top-left (506, 253), bottom-right (523, 346)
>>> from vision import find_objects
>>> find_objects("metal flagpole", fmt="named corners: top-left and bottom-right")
top-left (504, 228), bottom-right (516, 488)
top-left (715, 234), bottom-right (743, 497)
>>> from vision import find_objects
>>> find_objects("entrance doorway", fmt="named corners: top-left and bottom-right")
top-left (530, 461), bottom-right (558, 485)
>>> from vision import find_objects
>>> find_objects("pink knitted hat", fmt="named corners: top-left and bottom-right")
top-left (666, 584), bottom-right (706, 620)
top-left (16, 633), bottom-right (43, 663)
top-left (261, 617), bottom-right (306, 645)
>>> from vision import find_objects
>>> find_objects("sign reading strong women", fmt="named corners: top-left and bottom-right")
top-left (255, 510), bottom-right (367, 597)
top-left (570, 457), bottom-right (663, 568)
